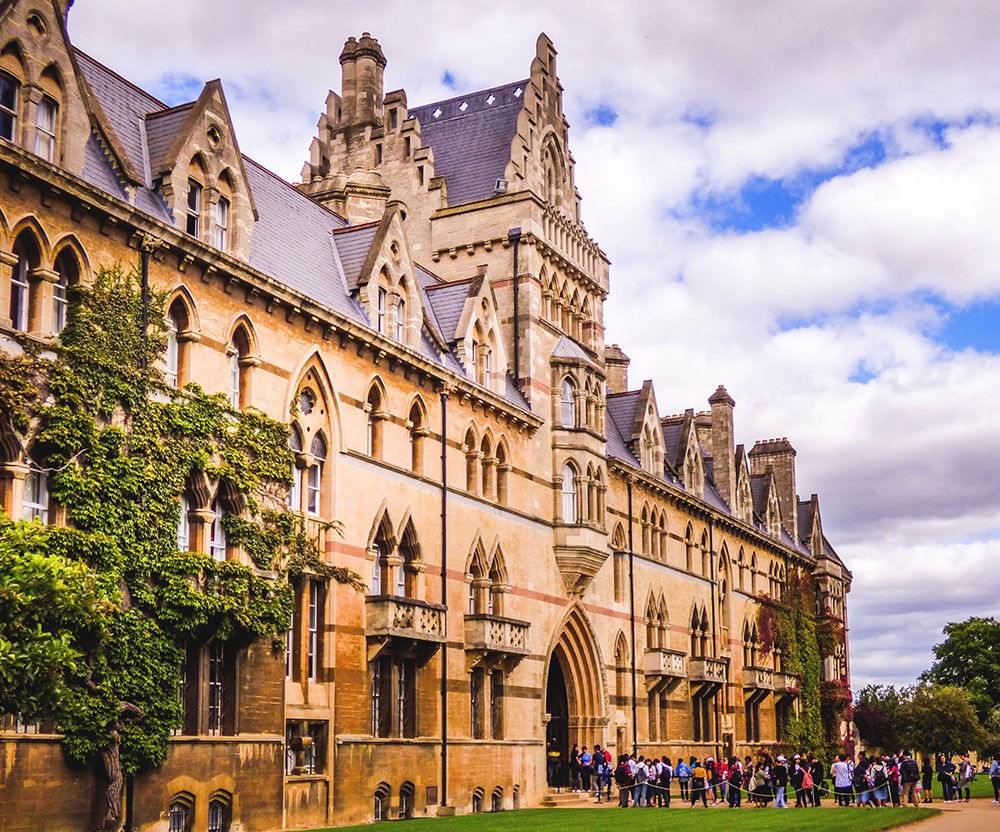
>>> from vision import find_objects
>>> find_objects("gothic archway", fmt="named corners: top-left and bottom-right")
top-left (544, 605), bottom-right (606, 780)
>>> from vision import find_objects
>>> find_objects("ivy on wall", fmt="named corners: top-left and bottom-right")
top-left (0, 262), bottom-right (361, 831)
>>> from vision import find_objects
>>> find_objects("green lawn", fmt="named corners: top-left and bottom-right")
top-left (312, 806), bottom-right (940, 832)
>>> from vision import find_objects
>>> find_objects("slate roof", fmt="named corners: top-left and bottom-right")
top-left (551, 336), bottom-right (593, 363)
top-left (330, 223), bottom-right (379, 290)
top-left (409, 80), bottom-right (527, 206)
top-left (661, 418), bottom-right (684, 469)
top-left (144, 105), bottom-right (192, 175)
top-left (605, 401), bottom-right (639, 466)
top-left (750, 473), bottom-right (771, 518)
top-left (424, 280), bottom-right (474, 342)
top-left (606, 391), bottom-right (641, 445)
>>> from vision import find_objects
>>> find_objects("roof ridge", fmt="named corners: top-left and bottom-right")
top-left (331, 220), bottom-right (380, 234)
top-left (424, 277), bottom-right (476, 291)
top-left (145, 101), bottom-right (195, 119)
top-left (242, 156), bottom-right (348, 226)
top-left (411, 77), bottom-right (529, 114)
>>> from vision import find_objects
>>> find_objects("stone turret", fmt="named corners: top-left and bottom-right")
top-left (709, 385), bottom-right (736, 511)
top-left (748, 438), bottom-right (798, 543)
top-left (339, 33), bottom-right (386, 127)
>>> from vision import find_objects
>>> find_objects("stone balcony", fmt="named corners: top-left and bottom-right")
top-left (464, 614), bottom-right (530, 656)
top-left (365, 595), bottom-right (446, 644)
top-left (688, 656), bottom-right (728, 684)
top-left (774, 672), bottom-right (802, 695)
top-left (742, 666), bottom-right (774, 690)
top-left (643, 647), bottom-right (687, 680)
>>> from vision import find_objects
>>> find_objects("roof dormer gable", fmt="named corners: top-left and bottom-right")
top-left (735, 446), bottom-right (753, 524)
top-left (679, 412), bottom-right (705, 498)
top-left (346, 205), bottom-right (424, 351)
top-left (453, 270), bottom-right (508, 394)
top-left (0, 0), bottom-right (120, 178)
top-left (148, 80), bottom-right (256, 261)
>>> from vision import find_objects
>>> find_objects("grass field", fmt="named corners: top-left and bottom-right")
top-left (312, 806), bottom-right (940, 832)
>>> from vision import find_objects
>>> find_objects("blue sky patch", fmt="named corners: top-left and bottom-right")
top-left (849, 364), bottom-right (877, 384)
top-left (442, 70), bottom-right (457, 89)
top-left (152, 72), bottom-right (204, 106)
top-left (584, 104), bottom-right (618, 127)
top-left (933, 297), bottom-right (1000, 354)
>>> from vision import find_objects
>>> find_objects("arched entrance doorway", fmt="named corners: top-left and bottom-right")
top-left (544, 606), bottom-right (606, 787)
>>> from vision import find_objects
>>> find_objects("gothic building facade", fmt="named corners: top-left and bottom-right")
top-left (0, 3), bottom-right (851, 830)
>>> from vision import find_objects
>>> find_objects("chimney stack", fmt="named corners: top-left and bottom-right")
top-left (708, 386), bottom-right (736, 510)
top-left (605, 344), bottom-right (630, 393)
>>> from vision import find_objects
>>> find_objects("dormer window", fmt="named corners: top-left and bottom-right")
top-left (560, 378), bottom-right (576, 427)
top-left (213, 196), bottom-right (229, 250)
top-left (0, 73), bottom-right (18, 141)
top-left (34, 98), bottom-right (57, 162)
top-left (395, 296), bottom-right (406, 343)
top-left (376, 286), bottom-right (387, 334)
top-left (186, 180), bottom-right (202, 237)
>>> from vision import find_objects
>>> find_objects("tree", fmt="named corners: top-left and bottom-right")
top-left (922, 617), bottom-right (1000, 722)
top-left (0, 263), bottom-right (360, 832)
top-left (898, 684), bottom-right (986, 756)
top-left (852, 684), bottom-right (903, 752)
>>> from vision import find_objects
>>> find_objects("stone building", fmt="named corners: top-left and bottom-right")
top-left (0, 2), bottom-right (852, 830)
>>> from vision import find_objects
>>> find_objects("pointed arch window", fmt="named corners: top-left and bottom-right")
top-left (209, 498), bottom-right (227, 561)
top-left (213, 196), bottom-right (230, 250)
top-left (495, 441), bottom-right (509, 506)
top-left (307, 433), bottom-right (326, 516)
top-left (164, 297), bottom-right (194, 387)
top-left (228, 325), bottom-right (254, 409)
top-left (366, 385), bottom-right (385, 459)
top-left (186, 179), bottom-right (202, 238)
top-left (52, 249), bottom-right (79, 335)
top-left (480, 435), bottom-right (494, 500)
top-left (176, 494), bottom-right (190, 551)
top-left (561, 463), bottom-right (577, 523)
top-left (464, 428), bottom-right (479, 494)
top-left (376, 286), bottom-right (387, 334)
top-left (10, 235), bottom-right (38, 333)
top-left (22, 467), bottom-right (48, 522)
top-left (168, 801), bottom-right (189, 832)
top-left (207, 799), bottom-right (228, 832)
top-left (34, 97), bottom-right (57, 162)
top-left (394, 291), bottom-right (406, 343)
top-left (288, 424), bottom-right (304, 511)
top-left (0, 72), bottom-right (18, 141)
top-left (560, 378), bottom-right (576, 427)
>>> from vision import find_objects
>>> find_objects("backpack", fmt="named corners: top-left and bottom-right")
top-left (615, 762), bottom-right (632, 786)
top-left (635, 764), bottom-right (648, 785)
top-left (872, 764), bottom-right (888, 788)
top-left (901, 759), bottom-right (919, 782)
top-left (802, 768), bottom-right (814, 790)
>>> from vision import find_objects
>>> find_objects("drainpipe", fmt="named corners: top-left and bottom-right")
top-left (507, 228), bottom-right (521, 389)
top-left (627, 477), bottom-right (637, 754)
top-left (439, 389), bottom-right (449, 808)
top-left (139, 246), bottom-right (150, 371)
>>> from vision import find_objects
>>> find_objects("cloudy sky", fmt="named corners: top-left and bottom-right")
top-left (68, 0), bottom-right (1000, 690)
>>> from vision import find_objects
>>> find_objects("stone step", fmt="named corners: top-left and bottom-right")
top-left (541, 789), bottom-right (605, 808)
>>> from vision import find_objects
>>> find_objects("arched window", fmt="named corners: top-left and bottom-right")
top-left (376, 285), bottom-right (387, 334)
top-left (408, 401), bottom-right (425, 475)
top-left (228, 324), bottom-right (253, 409)
top-left (209, 497), bottom-right (227, 561)
top-left (165, 296), bottom-right (194, 387)
top-left (366, 384), bottom-right (385, 459)
top-left (614, 634), bottom-right (628, 700)
top-left (394, 285), bottom-right (407, 343)
top-left (399, 782), bottom-right (415, 820)
top-left (52, 248), bottom-right (79, 334)
top-left (480, 435), bottom-right (494, 500)
top-left (10, 233), bottom-right (39, 333)
top-left (645, 599), bottom-right (660, 649)
top-left (1, 71), bottom-right (20, 142)
top-left (214, 171), bottom-right (234, 251)
top-left (186, 182), bottom-right (202, 238)
top-left (371, 514), bottom-right (393, 596)
top-left (22, 466), bottom-right (48, 522)
top-left (176, 494), bottom-right (190, 551)
top-left (464, 427), bottom-right (479, 493)
top-left (472, 788), bottom-right (484, 814)
top-left (560, 377), bottom-right (576, 427)
top-left (640, 505), bottom-right (651, 555)
top-left (288, 424), bottom-right (304, 511)
top-left (373, 783), bottom-right (391, 822)
top-left (561, 462), bottom-right (577, 523)
top-left (491, 787), bottom-right (503, 813)
top-left (168, 800), bottom-right (190, 832)
top-left (397, 521), bottom-right (419, 598)
top-left (750, 554), bottom-right (758, 595)
top-left (495, 440), bottom-right (509, 506)
top-left (34, 97), bottom-right (57, 162)
top-left (307, 433), bottom-right (326, 515)
top-left (207, 797), bottom-right (229, 832)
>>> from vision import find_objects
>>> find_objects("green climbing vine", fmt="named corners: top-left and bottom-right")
top-left (0, 261), bottom-right (361, 830)
top-left (757, 569), bottom-right (826, 756)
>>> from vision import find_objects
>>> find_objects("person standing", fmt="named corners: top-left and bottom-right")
top-left (990, 754), bottom-right (1000, 803)
top-left (691, 758), bottom-right (709, 807)
top-left (773, 755), bottom-right (789, 808)
top-left (937, 753), bottom-right (956, 802)
top-left (888, 756), bottom-right (901, 807)
top-left (676, 757), bottom-right (691, 801)
top-left (830, 753), bottom-right (853, 807)
top-left (546, 738), bottom-right (563, 790)
top-left (727, 757), bottom-right (743, 808)
top-left (717, 756), bottom-right (729, 804)
top-left (569, 744), bottom-right (581, 792)
top-left (899, 751), bottom-right (920, 807)
top-left (921, 757), bottom-right (934, 803)
top-left (808, 752), bottom-right (824, 806)
top-left (956, 753), bottom-right (974, 802)
top-left (660, 756), bottom-right (673, 807)
top-left (632, 755), bottom-right (649, 807)
top-left (615, 754), bottom-right (632, 807)
top-left (592, 744), bottom-right (605, 800)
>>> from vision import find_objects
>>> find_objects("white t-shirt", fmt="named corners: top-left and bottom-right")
top-left (831, 760), bottom-right (853, 788)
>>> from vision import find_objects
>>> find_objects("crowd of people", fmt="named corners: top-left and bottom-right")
top-left (548, 743), bottom-right (1000, 809)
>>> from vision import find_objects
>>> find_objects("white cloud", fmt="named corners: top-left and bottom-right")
top-left (67, 0), bottom-right (1000, 690)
